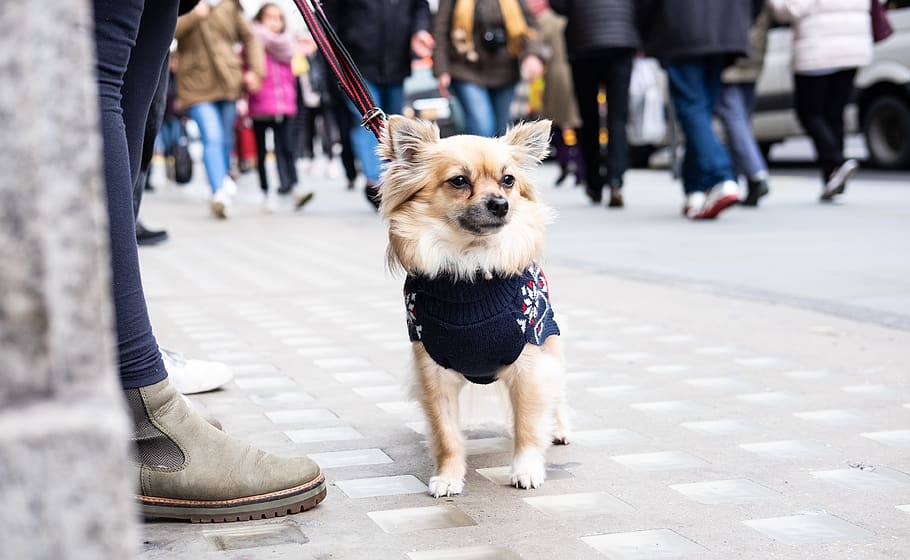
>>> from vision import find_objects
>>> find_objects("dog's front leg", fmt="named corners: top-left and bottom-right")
top-left (412, 345), bottom-right (467, 498)
top-left (501, 349), bottom-right (552, 489)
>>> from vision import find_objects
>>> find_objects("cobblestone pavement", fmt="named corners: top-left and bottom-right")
top-left (137, 162), bottom-right (910, 559)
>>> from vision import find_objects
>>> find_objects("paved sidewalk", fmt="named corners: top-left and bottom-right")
top-left (137, 164), bottom-right (910, 559)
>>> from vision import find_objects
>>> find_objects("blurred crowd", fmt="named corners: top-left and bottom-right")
top-left (138, 0), bottom-right (886, 242)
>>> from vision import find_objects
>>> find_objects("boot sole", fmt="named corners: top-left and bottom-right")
top-left (139, 473), bottom-right (326, 523)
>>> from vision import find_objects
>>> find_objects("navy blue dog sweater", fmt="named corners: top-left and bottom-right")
top-left (404, 262), bottom-right (560, 384)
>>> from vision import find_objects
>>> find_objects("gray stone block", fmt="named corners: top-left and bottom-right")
top-left (0, 0), bottom-right (136, 557)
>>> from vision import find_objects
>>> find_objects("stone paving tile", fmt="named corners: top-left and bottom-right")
top-left (138, 175), bottom-right (910, 559)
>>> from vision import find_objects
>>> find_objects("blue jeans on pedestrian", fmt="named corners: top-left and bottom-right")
top-left (346, 80), bottom-right (403, 183)
top-left (188, 100), bottom-right (236, 193)
top-left (450, 80), bottom-right (516, 137)
top-left (665, 57), bottom-right (735, 193)
top-left (155, 118), bottom-right (181, 155)
top-left (715, 82), bottom-right (767, 180)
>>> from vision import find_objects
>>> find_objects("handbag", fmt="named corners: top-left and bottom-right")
top-left (173, 123), bottom-right (193, 185)
top-left (871, 0), bottom-right (894, 43)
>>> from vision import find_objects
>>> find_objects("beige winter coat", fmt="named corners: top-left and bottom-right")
top-left (768, 0), bottom-right (873, 73)
top-left (537, 9), bottom-right (580, 127)
top-left (175, 0), bottom-right (265, 108)
top-left (723, 7), bottom-right (773, 84)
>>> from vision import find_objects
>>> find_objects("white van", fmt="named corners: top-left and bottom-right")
top-left (753, 1), bottom-right (910, 169)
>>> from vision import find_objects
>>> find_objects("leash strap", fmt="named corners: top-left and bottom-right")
top-left (290, 0), bottom-right (386, 140)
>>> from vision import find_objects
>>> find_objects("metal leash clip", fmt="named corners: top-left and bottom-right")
top-left (361, 107), bottom-right (388, 131)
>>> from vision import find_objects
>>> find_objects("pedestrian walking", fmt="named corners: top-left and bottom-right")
top-left (248, 3), bottom-right (314, 212)
top-left (768, 0), bottom-right (873, 201)
top-left (433, 0), bottom-right (547, 138)
top-left (295, 44), bottom-right (342, 182)
top-left (91, 0), bottom-right (325, 522)
top-left (324, 0), bottom-right (434, 210)
top-left (550, 0), bottom-right (639, 208)
top-left (715, 6), bottom-right (774, 207)
top-left (526, 0), bottom-right (585, 190)
top-left (174, 0), bottom-right (265, 219)
top-left (636, 0), bottom-right (758, 220)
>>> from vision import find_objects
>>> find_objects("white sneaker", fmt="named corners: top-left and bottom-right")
top-left (160, 347), bottom-right (234, 395)
top-left (692, 180), bottom-right (740, 220)
top-left (682, 191), bottom-right (707, 219)
top-left (221, 176), bottom-right (238, 197)
top-left (821, 159), bottom-right (857, 201)
top-left (210, 189), bottom-right (232, 219)
top-left (262, 190), bottom-right (278, 213)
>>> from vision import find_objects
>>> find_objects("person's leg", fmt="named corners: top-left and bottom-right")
top-left (93, 0), bottom-right (175, 389)
top-left (133, 53), bottom-right (170, 219)
top-left (188, 102), bottom-right (228, 193)
top-left (570, 57), bottom-right (605, 202)
top-left (603, 49), bottom-right (634, 190)
top-left (665, 58), bottom-right (734, 193)
top-left (715, 82), bottom-right (767, 179)
top-left (489, 84), bottom-right (516, 137)
top-left (94, 0), bottom-right (327, 522)
top-left (825, 68), bottom-right (857, 161)
top-left (794, 73), bottom-right (842, 179)
top-left (274, 116), bottom-right (298, 191)
top-left (450, 80), bottom-right (497, 137)
top-left (252, 119), bottom-right (270, 194)
top-left (217, 99), bottom-right (237, 181)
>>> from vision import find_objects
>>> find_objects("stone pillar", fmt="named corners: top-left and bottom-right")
top-left (0, 1), bottom-right (136, 559)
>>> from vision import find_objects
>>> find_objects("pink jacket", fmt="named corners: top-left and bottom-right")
top-left (248, 24), bottom-right (298, 118)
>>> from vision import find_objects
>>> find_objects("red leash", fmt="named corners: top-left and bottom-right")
top-left (290, 0), bottom-right (386, 140)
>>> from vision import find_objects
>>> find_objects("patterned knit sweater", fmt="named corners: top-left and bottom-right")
top-left (404, 262), bottom-right (560, 384)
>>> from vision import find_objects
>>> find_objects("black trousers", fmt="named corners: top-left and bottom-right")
top-left (296, 105), bottom-right (337, 160)
top-left (570, 48), bottom-right (635, 191)
top-left (253, 116), bottom-right (298, 193)
top-left (794, 69), bottom-right (857, 179)
top-left (93, 0), bottom-right (180, 388)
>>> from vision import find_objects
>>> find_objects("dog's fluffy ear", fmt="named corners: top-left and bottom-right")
top-left (502, 119), bottom-right (552, 168)
top-left (379, 115), bottom-right (440, 163)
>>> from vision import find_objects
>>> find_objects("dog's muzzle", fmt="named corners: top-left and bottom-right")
top-left (457, 195), bottom-right (510, 234)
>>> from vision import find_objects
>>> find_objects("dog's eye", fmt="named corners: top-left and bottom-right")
top-left (501, 174), bottom-right (515, 188)
top-left (448, 175), bottom-right (470, 189)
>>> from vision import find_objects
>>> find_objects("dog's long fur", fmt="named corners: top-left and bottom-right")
top-left (379, 117), bottom-right (570, 497)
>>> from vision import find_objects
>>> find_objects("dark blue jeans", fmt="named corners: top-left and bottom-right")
top-left (665, 56), bottom-right (735, 193)
top-left (93, 0), bottom-right (179, 388)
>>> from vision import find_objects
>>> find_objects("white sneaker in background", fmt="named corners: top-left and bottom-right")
top-left (221, 176), bottom-right (238, 197)
top-left (325, 160), bottom-right (341, 179)
top-left (262, 189), bottom-right (278, 213)
top-left (160, 347), bottom-right (234, 395)
top-left (821, 159), bottom-right (858, 201)
top-left (210, 188), bottom-right (232, 219)
top-left (696, 180), bottom-right (741, 219)
top-left (682, 191), bottom-right (707, 219)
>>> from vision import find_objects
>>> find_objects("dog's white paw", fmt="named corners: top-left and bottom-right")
top-left (428, 475), bottom-right (464, 498)
top-left (510, 451), bottom-right (546, 489)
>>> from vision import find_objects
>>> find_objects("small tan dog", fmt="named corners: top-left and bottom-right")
top-left (379, 116), bottom-right (569, 497)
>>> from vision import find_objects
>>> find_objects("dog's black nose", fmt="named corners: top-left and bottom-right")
top-left (486, 196), bottom-right (509, 218)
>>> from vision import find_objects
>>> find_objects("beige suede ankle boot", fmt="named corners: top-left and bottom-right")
top-left (126, 378), bottom-right (326, 523)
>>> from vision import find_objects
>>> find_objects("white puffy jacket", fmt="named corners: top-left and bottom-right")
top-left (768, 0), bottom-right (873, 73)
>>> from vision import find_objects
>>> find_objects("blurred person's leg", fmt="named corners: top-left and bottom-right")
top-left (570, 57), bottom-right (605, 203)
top-left (346, 81), bottom-right (382, 182)
top-left (330, 87), bottom-right (358, 188)
top-left (252, 119), bottom-right (271, 194)
top-left (824, 69), bottom-right (857, 164)
top-left (489, 84), bottom-right (516, 137)
top-left (795, 73), bottom-right (841, 179)
top-left (93, 0), bottom-right (326, 521)
top-left (188, 102), bottom-right (229, 194)
top-left (666, 56), bottom-right (738, 218)
top-left (603, 48), bottom-right (634, 193)
top-left (715, 82), bottom-right (769, 206)
top-left (275, 116), bottom-right (298, 191)
top-left (217, 99), bottom-right (237, 180)
top-left (450, 80), bottom-right (497, 137)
